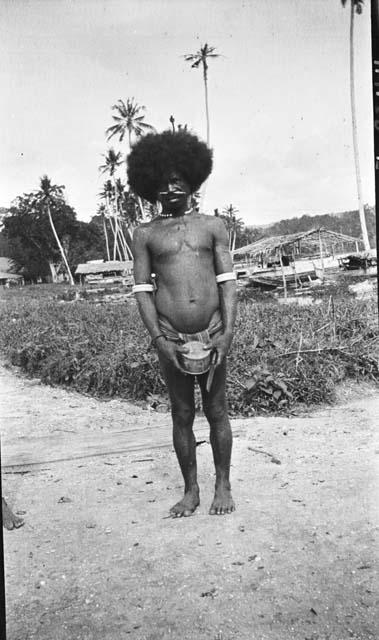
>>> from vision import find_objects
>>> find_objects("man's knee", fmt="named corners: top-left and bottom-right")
top-left (171, 403), bottom-right (195, 426)
top-left (203, 399), bottom-right (227, 424)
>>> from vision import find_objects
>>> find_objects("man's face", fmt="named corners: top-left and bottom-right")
top-left (157, 173), bottom-right (191, 212)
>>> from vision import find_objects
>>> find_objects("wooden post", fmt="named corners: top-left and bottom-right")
top-left (279, 249), bottom-right (287, 299)
top-left (318, 230), bottom-right (325, 281)
top-left (292, 248), bottom-right (299, 289)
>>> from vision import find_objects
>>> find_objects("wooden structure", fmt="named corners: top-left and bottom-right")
top-left (232, 228), bottom-right (364, 297)
top-left (75, 260), bottom-right (133, 285)
top-left (0, 257), bottom-right (24, 287)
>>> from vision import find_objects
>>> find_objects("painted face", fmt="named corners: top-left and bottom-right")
top-left (157, 173), bottom-right (191, 212)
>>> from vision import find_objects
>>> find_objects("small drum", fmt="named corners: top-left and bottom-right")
top-left (178, 341), bottom-right (212, 375)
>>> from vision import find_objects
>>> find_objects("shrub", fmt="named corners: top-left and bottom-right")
top-left (0, 291), bottom-right (377, 416)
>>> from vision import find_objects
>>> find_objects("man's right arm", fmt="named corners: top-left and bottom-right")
top-left (132, 226), bottom-right (162, 341)
top-left (132, 227), bottom-right (186, 371)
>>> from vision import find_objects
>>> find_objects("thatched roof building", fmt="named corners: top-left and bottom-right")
top-left (75, 260), bottom-right (133, 283)
top-left (232, 228), bottom-right (363, 261)
top-left (0, 257), bottom-right (24, 286)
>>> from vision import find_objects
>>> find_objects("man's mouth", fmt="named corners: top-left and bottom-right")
top-left (160, 191), bottom-right (186, 198)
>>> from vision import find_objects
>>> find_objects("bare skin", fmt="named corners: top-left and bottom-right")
top-left (2, 497), bottom-right (24, 530)
top-left (133, 173), bottom-right (237, 517)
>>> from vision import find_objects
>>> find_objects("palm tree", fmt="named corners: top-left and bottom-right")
top-left (99, 148), bottom-right (123, 178)
top-left (35, 176), bottom-right (75, 285)
top-left (106, 98), bottom-right (155, 148)
top-left (99, 149), bottom-right (125, 260)
top-left (183, 43), bottom-right (219, 146)
top-left (97, 204), bottom-right (111, 261)
top-left (106, 98), bottom-right (155, 223)
top-left (222, 204), bottom-right (242, 252)
top-left (341, 0), bottom-right (370, 250)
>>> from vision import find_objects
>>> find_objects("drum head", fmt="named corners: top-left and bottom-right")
top-left (179, 341), bottom-right (212, 375)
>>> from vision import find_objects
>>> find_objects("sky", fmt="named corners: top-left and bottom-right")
top-left (0, 0), bottom-right (375, 227)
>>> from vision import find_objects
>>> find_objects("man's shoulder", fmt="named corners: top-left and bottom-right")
top-left (195, 213), bottom-right (227, 236)
top-left (133, 219), bottom-right (160, 238)
top-left (193, 213), bottom-right (224, 228)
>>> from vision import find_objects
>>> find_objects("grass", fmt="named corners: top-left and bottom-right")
top-left (0, 284), bottom-right (377, 416)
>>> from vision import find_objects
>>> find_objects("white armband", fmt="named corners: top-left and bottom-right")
top-left (216, 272), bottom-right (237, 284)
top-left (132, 283), bottom-right (154, 293)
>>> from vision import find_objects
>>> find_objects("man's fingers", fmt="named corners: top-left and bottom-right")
top-left (173, 356), bottom-right (188, 375)
top-left (177, 345), bottom-right (190, 353)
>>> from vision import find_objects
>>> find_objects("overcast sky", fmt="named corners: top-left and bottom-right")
top-left (0, 0), bottom-right (374, 227)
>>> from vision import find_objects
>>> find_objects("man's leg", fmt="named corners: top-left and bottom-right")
top-left (158, 354), bottom-right (200, 517)
top-left (198, 360), bottom-right (235, 515)
top-left (2, 497), bottom-right (24, 530)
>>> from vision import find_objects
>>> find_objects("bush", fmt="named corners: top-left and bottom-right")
top-left (0, 291), bottom-right (377, 416)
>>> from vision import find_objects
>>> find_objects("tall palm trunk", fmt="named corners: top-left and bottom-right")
top-left (111, 177), bottom-right (121, 260)
top-left (102, 212), bottom-right (111, 261)
top-left (47, 204), bottom-right (74, 285)
top-left (128, 129), bottom-right (145, 220)
top-left (199, 65), bottom-right (210, 213)
top-left (349, 0), bottom-right (370, 250)
top-left (203, 64), bottom-right (210, 146)
top-left (48, 260), bottom-right (58, 283)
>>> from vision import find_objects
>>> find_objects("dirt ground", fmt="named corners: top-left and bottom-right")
top-left (1, 364), bottom-right (378, 640)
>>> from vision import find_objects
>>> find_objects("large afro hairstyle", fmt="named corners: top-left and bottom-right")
top-left (126, 129), bottom-right (213, 203)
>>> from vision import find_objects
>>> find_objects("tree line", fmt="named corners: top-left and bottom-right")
top-left (0, 1), bottom-right (373, 281)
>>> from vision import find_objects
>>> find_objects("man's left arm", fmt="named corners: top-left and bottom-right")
top-left (211, 217), bottom-right (238, 363)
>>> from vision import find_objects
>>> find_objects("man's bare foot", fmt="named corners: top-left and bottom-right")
top-left (170, 488), bottom-right (200, 518)
top-left (2, 498), bottom-right (25, 530)
top-left (209, 486), bottom-right (235, 515)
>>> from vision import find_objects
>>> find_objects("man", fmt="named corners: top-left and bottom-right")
top-left (128, 130), bottom-right (237, 518)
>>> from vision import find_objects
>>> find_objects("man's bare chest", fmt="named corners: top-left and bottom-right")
top-left (148, 219), bottom-right (213, 259)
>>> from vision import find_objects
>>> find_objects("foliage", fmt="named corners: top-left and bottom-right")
top-left (106, 98), bottom-right (155, 146)
top-left (0, 289), bottom-right (377, 417)
top-left (2, 188), bottom-right (104, 281)
top-left (235, 206), bottom-right (376, 251)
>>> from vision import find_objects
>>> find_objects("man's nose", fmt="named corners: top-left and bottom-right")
top-left (167, 182), bottom-right (176, 192)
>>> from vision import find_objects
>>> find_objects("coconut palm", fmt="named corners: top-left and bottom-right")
top-left (97, 204), bottom-right (111, 261)
top-left (106, 98), bottom-right (155, 148)
top-left (183, 43), bottom-right (219, 146)
top-left (99, 150), bottom-right (125, 260)
top-left (106, 98), bottom-right (155, 224)
top-left (222, 204), bottom-right (242, 252)
top-left (341, 0), bottom-right (370, 250)
top-left (99, 148), bottom-right (123, 178)
top-left (35, 176), bottom-right (75, 284)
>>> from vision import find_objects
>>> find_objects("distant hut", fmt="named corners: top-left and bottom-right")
top-left (232, 228), bottom-right (365, 297)
top-left (0, 257), bottom-right (24, 287)
top-left (75, 260), bottom-right (133, 285)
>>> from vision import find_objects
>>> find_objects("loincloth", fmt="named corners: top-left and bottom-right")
top-left (158, 309), bottom-right (223, 345)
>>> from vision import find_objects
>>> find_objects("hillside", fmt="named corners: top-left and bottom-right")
top-left (238, 206), bottom-right (376, 249)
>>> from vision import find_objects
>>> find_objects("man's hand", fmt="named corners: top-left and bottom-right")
top-left (155, 337), bottom-right (189, 374)
top-left (204, 332), bottom-right (233, 367)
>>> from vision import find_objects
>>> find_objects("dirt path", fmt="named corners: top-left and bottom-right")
top-left (1, 365), bottom-right (379, 640)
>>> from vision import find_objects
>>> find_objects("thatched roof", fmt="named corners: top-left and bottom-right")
top-left (0, 271), bottom-right (23, 280)
top-left (75, 260), bottom-right (133, 275)
top-left (232, 228), bottom-right (363, 258)
top-left (0, 257), bottom-right (18, 273)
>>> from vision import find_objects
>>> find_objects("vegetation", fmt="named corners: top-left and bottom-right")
top-left (0, 289), bottom-right (377, 416)
top-left (35, 176), bottom-right (75, 285)
top-left (236, 206), bottom-right (376, 251)
top-left (1, 181), bottom-right (104, 282)
top-left (106, 98), bottom-right (155, 148)
top-left (183, 43), bottom-right (220, 146)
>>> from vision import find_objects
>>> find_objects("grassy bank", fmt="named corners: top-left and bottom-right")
top-left (0, 287), bottom-right (377, 416)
